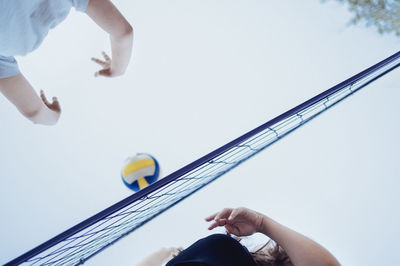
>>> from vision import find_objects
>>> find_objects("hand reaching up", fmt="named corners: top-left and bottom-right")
top-left (86, 0), bottom-right (133, 79)
top-left (205, 207), bottom-right (264, 237)
top-left (40, 90), bottom-right (61, 115)
top-left (91, 51), bottom-right (118, 77)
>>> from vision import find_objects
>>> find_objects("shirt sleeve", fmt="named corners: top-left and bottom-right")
top-left (71, 0), bottom-right (90, 12)
top-left (0, 56), bottom-right (20, 78)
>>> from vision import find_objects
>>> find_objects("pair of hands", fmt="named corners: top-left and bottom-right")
top-left (40, 51), bottom-right (116, 116)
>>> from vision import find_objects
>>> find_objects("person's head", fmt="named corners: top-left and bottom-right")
top-left (171, 233), bottom-right (291, 266)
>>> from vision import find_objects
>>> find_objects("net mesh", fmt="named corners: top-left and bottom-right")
top-left (10, 53), bottom-right (400, 266)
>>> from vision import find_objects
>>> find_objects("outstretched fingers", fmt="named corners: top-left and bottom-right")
top-left (92, 52), bottom-right (112, 77)
top-left (51, 97), bottom-right (61, 111)
top-left (205, 212), bottom-right (218, 222)
top-left (102, 51), bottom-right (111, 62)
top-left (40, 90), bottom-right (50, 106)
top-left (215, 208), bottom-right (233, 220)
top-left (40, 90), bottom-right (61, 113)
top-left (91, 57), bottom-right (107, 66)
top-left (207, 218), bottom-right (228, 230)
top-left (206, 208), bottom-right (232, 223)
top-left (92, 51), bottom-right (111, 65)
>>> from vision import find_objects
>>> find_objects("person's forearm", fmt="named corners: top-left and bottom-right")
top-left (258, 215), bottom-right (340, 266)
top-left (109, 28), bottom-right (133, 75)
top-left (0, 74), bottom-right (59, 125)
top-left (86, 0), bottom-right (133, 75)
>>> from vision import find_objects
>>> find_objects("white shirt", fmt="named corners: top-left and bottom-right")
top-left (0, 0), bottom-right (89, 78)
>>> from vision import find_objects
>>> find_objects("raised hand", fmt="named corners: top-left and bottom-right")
top-left (205, 207), bottom-right (264, 237)
top-left (91, 51), bottom-right (115, 77)
top-left (40, 90), bottom-right (61, 114)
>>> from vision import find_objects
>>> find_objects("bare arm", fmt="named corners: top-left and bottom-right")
top-left (0, 74), bottom-right (60, 125)
top-left (258, 213), bottom-right (340, 266)
top-left (86, 0), bottom-right (133, 77)
top-left (206, 207), bottom-right (340, 266)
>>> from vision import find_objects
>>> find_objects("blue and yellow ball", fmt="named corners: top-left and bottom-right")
top-left (121, 153), bottom-right (160, 192)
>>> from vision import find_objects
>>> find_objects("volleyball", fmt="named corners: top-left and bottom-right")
top-left (121, 153), bottom-right (160, 192)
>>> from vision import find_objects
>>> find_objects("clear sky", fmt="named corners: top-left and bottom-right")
top-left (1, 0), bottom-right (399, 265)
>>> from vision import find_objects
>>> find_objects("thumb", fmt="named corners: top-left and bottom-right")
top-left (40, 90), bottom-right (50, 106)
top-left (97, 69), bottom-right (111, 77)
top-left (50, 97), bottom-right (62, 113)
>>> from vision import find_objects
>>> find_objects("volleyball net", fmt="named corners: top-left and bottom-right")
top-left (6, 51), bottom-right (400, 266)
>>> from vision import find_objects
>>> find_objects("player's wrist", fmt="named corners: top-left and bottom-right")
top-left (30, 105), bottom-right (60, 125)
top-left (109, 63), bottom-right (126, 76)
top-left (256, 214), bottom-right (270, 234)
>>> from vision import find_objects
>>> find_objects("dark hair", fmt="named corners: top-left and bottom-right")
top-left (250, 239), bottom-right (291, 266)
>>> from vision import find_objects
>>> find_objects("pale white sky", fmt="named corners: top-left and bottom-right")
top-left (1, 0), bottom-right (399, 265)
